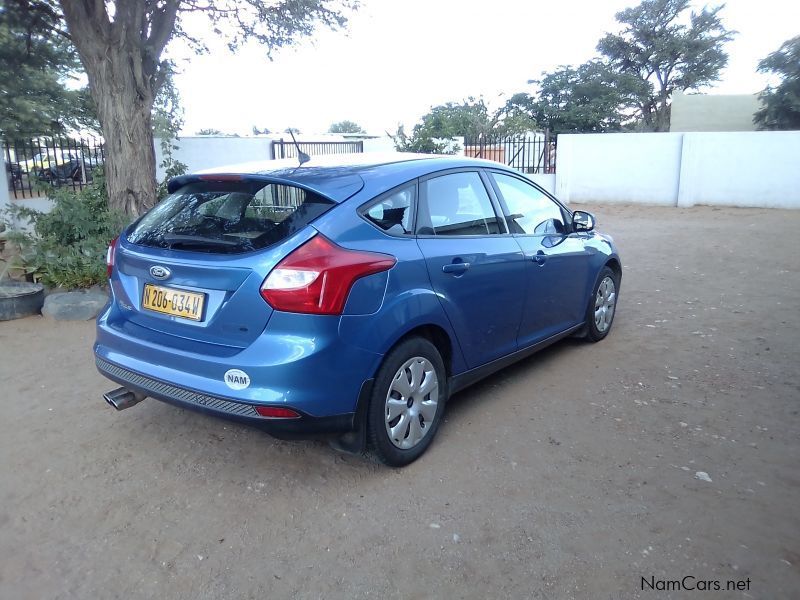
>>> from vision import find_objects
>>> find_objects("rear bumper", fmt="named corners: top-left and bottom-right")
top-left (96, 357), bottom-right (366, 439)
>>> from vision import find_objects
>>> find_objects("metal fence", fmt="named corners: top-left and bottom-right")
top-left (272, 139), bottom-right (364, 160)
top-left (3, 135), bottom-right (106, 199)
top-left (463, 134), bottom-right (556, 174)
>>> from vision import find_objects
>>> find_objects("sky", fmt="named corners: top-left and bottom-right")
top-left (170, 0), bottom-right (800, 136)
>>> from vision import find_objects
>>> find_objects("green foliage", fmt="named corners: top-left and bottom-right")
top-left (391, 97), bottom-right (536, 153)
top-left (328, 120), bottom-right (365, 134)
top-left (196, 128), bottom-right (223, 135)
top-left (389, 124), bottom-right (459, 154)
top-left (597, 0), bottom-right (734, 131)
top-left (0, 0), bottom-right (97, 137)
top-left (754, 36), bottom-right (800, 130)
top-left (520, 62), bottom-right (648, 134)
top-left (4, 170), bottom-right (129, 288)
top-left (153, 64), bottom-right (188, 199)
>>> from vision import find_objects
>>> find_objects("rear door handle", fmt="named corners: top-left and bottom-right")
top-left (442, 262), bottom-right (470, 274)
top-left (532, 250), bottom-right (547, 265)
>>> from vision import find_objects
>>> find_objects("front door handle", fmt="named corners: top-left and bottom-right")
top-left (442, 262), bottom-right (470, 274)
top-left (532, 250), bottom-right (547, 266)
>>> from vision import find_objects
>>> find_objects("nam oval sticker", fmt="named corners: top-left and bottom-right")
top-left (224, 369), bottom-right (251, 390)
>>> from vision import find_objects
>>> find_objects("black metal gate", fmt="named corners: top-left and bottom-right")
top-left (3, 135), bottom-right (106, 199)
top-left (272, 139), bottom-right (364, 160)
top-left (463, 134), bottom-right (556, 174)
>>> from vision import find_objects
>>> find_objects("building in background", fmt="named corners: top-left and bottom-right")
top-left (670, 91), bottom-right (762, 132)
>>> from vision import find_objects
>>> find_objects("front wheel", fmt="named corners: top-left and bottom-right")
top-left (366, 337), bottom-right (447, 467)
top-left (585, 266), bottom-right (619, 342)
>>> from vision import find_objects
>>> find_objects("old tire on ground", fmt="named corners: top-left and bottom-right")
top-left (366, 337), bottom-right (447, 467)
top-left (0, 282), bottom-right (45, 321)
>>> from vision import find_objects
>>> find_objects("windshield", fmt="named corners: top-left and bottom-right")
top-left (127, 180), bottom-right (333, 254)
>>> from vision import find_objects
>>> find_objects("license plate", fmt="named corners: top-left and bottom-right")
top-left (142, 284), bottom-right (205, 321)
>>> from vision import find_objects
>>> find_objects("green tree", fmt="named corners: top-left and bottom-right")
top-left (389, 123), bottom-right (459, 154)
top-left (754, 36), bottom-right (800, 130)
top-left (196, 128), bottom-right (223, 135)
top-left (0, 0), bottom-right (96, 137)
top-left (519, 62), bottom-right (648, 134)
top-left (153, 64), bottom-right (187, 199)
top-left (391, 97), bottom-right (536, 153)
top-left (17, 0), bottom-right (358, 217)
top-left (597, 0), bottom-right (734, 131)
top-left (416, 98), bottom-right (534, 139)
top-left (328, 120), bottom-right (365, 134)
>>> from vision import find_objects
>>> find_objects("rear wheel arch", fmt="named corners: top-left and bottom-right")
top-left (384, 324), bottom-right (454, 379)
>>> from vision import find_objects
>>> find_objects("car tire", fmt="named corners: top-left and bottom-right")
top-left (366, 337), bottom-right (447, 467)
top-left (585, 266), bottom-right (619, 343)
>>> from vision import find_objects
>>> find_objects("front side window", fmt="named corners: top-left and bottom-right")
top-left (492, 172), bottom-right (565, 235)
top-left (127, 180), bottom-right (333, 253)
top-left (420, 172), bottom-right (503, 236)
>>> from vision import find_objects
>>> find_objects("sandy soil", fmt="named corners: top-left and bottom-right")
top-left (1, 204), bottom-right (798, 600)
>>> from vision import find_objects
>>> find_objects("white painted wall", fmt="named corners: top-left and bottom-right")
top-left (527, 174), bottom-right (556, 196)
top-left (556, 133), bottom-right (685, 205)
top-left (362, 136), bottom-right (398, 154)
top-left (677, 132), bottom-right (800, 208)
top-left (556, 131), bottom-right (800, 209)
top-left (154, 136), bottom-right (275, 181)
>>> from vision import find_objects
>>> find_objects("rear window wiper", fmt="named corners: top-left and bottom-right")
top-left (163, 234), bottom-right (244, 250)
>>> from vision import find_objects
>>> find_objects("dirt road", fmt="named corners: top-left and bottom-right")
top-left (1, 205), bottom-right (798, 599)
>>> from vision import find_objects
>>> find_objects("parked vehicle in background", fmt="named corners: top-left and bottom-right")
top-left (5, 161), bottom-right (22, 189)
top-left (95, 154), bottom-right (622, 466)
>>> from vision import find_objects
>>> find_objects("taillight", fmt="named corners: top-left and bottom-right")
top-left (260, 234), bottom-right (396, 315)
top-left (106, 236), bottom-right (118, 278)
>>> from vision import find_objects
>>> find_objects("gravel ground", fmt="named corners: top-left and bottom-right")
top-left (1, 204), bottom-right (798, 600)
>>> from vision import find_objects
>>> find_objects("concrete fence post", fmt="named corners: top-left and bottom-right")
top-left (0, 151), bottom-right (11, 219)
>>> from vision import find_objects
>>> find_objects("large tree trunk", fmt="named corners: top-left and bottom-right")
top-left (59, 1), bottom-right (178, 217)
top-left (90, 50), bottom-right (158, 216)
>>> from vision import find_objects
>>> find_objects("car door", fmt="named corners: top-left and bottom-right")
top-left (415, 170), bottom-right (526, 369)
top-left (487, 170), bottom-right (592, 347)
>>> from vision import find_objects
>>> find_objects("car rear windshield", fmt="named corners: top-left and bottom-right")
top-left (126, 180), bottom-right (333, 254)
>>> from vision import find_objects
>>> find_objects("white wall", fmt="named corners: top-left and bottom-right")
top-left (677, 132), bottom-right (800, 208)
top-left (556, 133), bottom-right (685, 205)
top-left (154, 136), bottom-right (275, 181)
top-left (527, 173), bottom-right (556, 196)
top-left (556, 131), bottom-right (800, 209)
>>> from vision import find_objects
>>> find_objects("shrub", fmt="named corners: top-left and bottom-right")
top-left (3, 170), bottom-right (129, 288)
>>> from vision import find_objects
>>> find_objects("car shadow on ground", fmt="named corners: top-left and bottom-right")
top-left (106, 334), bottom-right (591, 482)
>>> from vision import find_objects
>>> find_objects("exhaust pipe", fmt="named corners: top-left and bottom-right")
top-left (104, 387), bottom-right (146, 411)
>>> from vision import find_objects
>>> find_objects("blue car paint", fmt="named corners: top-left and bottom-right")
top-left (95, 155), bottom-right (620, 436)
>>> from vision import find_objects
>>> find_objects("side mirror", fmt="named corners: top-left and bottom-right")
top-left (572, 210), bottom-right (595, 232)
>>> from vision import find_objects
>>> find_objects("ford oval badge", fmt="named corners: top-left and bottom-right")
top-left (150, 265), bottom-right (171, 280)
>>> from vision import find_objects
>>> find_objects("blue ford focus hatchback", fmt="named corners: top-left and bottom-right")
top-left (96, 154), bottom-right (621, 466)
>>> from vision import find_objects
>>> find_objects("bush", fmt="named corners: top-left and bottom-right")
top-left (3, 170), bottom-right (129, 288)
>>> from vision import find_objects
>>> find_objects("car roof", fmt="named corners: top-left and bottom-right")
top-left (167, 153), bottom-right (508, 202)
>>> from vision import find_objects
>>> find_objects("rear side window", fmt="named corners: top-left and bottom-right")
top-left (362, 184), bottom-right (415, 235)
top-left (419, 172), bottom-right (503, 236)
top-left (127, 181), bottom-right (333, 253)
